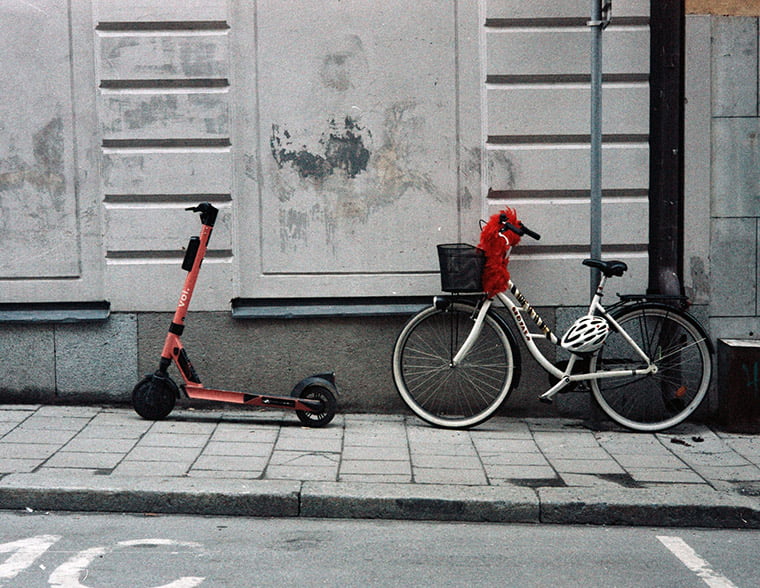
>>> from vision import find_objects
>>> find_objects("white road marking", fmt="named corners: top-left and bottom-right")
top-left (48, 539), bottom-right (204, 588)
top-left (0, 535), bottom-right (61, 581)
top-left (657, 535), bottom-right (737, 588)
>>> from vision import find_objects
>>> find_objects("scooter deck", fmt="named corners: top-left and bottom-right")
top-left (184, 385), bottom-right (324, 412)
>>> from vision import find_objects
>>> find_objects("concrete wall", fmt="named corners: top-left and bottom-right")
top-left (699, 15), bottom-right (760, 343)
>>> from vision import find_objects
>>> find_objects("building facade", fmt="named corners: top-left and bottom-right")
top-left (0, 1), bottom-right (755, 417)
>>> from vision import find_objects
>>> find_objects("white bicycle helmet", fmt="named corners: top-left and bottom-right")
top-left (560, 315), bottom-right (609, 353)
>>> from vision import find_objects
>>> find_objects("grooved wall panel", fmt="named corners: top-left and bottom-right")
top-left (98, 33), bottom-right (229, 80)
top-left (484, 0), bottom-right (650, 305)
top-left (104, 204), bottom-right (232, 253)
top-left (99, 90), bottom-right (229, 140)
top-left (487, 145), bottom-right (649, 192)
top-left (94, 0), bottom-right (228, 22)
top-left (95, 1), bottom-right (232, 310)
top-left (487, 84), bottom-right (649, 137)
top-left (0, 0), bottom-right (80, 281)
top-left (486, 0), bottom-right (650, 19)
top-left (486, 28), bottom-right (649, 77)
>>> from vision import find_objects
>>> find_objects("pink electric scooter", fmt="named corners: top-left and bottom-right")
top-left (132, 203), bottom-right (338, 427)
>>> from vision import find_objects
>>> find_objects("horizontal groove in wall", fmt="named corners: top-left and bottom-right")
top-left (488, 134), bottom-right (649, 145)
top-left (0, 275), bottom-right (82, 282)
top-left (106, 250), bottom-right (232, 261)
top-left (100, 79), bottom-right (229, 90)
top-left (485, 17), bottom-right (649, 28)
top-left (262, 270), bottom-right (439, 277)
top-left (0, 301), bottom-right (110, 323)
top-left (232, 296), bottom-right (433, 319)
top-left (486, 74), bottom-right (648, 85)
top-left (512, 244), bottom-right (648, 257)
top-left (102, 138), bottom-right (231, 149)
top-left (488, 189), bottom-right (649, 199)
top-left (104, 194), bottom-right (232, 204)
top-left (96, 21), bottom-right (230, 32)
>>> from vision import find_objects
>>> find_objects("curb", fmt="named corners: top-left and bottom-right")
top-left (300, 482), bottom-right (538, 523)
top-left (538, 486), bottom-right (760, 528)
top-left (3, 474), bottom-right (759, 529)
top-left (0, 474), bottom-right (301, 518)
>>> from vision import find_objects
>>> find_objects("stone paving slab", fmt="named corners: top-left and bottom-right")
top-left (0, 404), bottom-right (758, 527)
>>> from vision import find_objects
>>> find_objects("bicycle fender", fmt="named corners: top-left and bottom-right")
top-left (290, 372), bottom-right (339, 398)
top-left (485, 305), bottom-right (523, 390)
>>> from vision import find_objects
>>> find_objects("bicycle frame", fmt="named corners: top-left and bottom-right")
top-left (450, 273), bottom-right (656, 402)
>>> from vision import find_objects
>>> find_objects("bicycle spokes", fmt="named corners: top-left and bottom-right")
top-left (590, 305), bottom-right (711, 431)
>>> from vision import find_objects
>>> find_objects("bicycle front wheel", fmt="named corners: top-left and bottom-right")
top-left (392, 302), bottom-right (517, 428)
top-left (590, 304), bottom-right (711, 432)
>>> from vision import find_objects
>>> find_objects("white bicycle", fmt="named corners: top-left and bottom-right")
top-left (392, 215), bottom-right (713, 432)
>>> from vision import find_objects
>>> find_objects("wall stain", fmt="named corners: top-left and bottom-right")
top-left (104, 38), bottom-right (139, 62)
top-left (319, 35), bottom-right (366, 92)
top-left (179, 40), bottom-right (221, 77)
top-left (488, 150), bottom-right (517, 189)
top-left (0, 117), bottom-right (70, 273)
top-left (280, 208), bottom-right (310, 244)
top-left (33, 118), bottom-right (64, 177)
top-left (271, 101), bottom-right (445, 255)
top-left (0, 117), bottom-right (65, 202)
top-left (689, 256), bottom-right (710, 302)
top-left (373, 100), bottom-right (435, 201)
top-left (270, 117), bottom-right (370, 180)
top-left (121, 95), bottom-right (179, 130)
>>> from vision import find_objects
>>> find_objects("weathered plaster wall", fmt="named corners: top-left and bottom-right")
top-left (0, 1), bottom-right (102, 302)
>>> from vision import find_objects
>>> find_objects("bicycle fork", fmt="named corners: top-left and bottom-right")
top-left (450, 298), bottom-right (494, 367)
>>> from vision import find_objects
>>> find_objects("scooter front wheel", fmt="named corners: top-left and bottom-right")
top-left (296, 385), bottom-right (337, 428)
top-left (132, 374), bottom-right (177, 420)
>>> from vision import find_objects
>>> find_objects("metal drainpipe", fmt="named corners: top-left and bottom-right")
top-left (589, 0), bottom-right (605, 297)
top-left (648, 0), bottom-right (685, 296)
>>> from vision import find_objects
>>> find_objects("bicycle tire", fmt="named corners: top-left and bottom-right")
top-left (589, 304), bottom-right (711, 432)
top-left (392, 301), bottom-right (517, 428)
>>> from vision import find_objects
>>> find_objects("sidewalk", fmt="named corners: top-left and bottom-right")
top-left (0, 404), bottom-right (759, 528)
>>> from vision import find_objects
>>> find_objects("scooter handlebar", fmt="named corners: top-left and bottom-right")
top-left (186, 202), bottom-right (218, 227)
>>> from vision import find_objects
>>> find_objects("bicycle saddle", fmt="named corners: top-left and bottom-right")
top-left (583, 259), bottom-right (628, 277)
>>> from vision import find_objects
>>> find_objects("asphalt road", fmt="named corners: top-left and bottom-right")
top-left (1, 511), bottom-right (759, 587)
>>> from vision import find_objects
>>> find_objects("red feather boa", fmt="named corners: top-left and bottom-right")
top-left (477, 208), bottom-right (521, 298)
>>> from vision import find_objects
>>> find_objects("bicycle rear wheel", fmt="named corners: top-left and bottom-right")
top-left (392, 301), bottom-right (517, 428)
top-left (590, 304), bottom-right (711, 432)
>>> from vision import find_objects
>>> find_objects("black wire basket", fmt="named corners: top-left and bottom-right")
top-left (437, 244), bottom-right (484, 293)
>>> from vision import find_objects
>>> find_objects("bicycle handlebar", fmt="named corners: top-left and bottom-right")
top-left (499, 217), bottom-right (541, 241)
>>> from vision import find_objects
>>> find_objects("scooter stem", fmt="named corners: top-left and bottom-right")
top-left (160, 203), bottom-right (218, 362)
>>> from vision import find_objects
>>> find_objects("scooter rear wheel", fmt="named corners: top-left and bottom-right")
top-left (296, 385), bottom-right (337, 428)
top-left (132, 374), bottom-right (177, 420)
